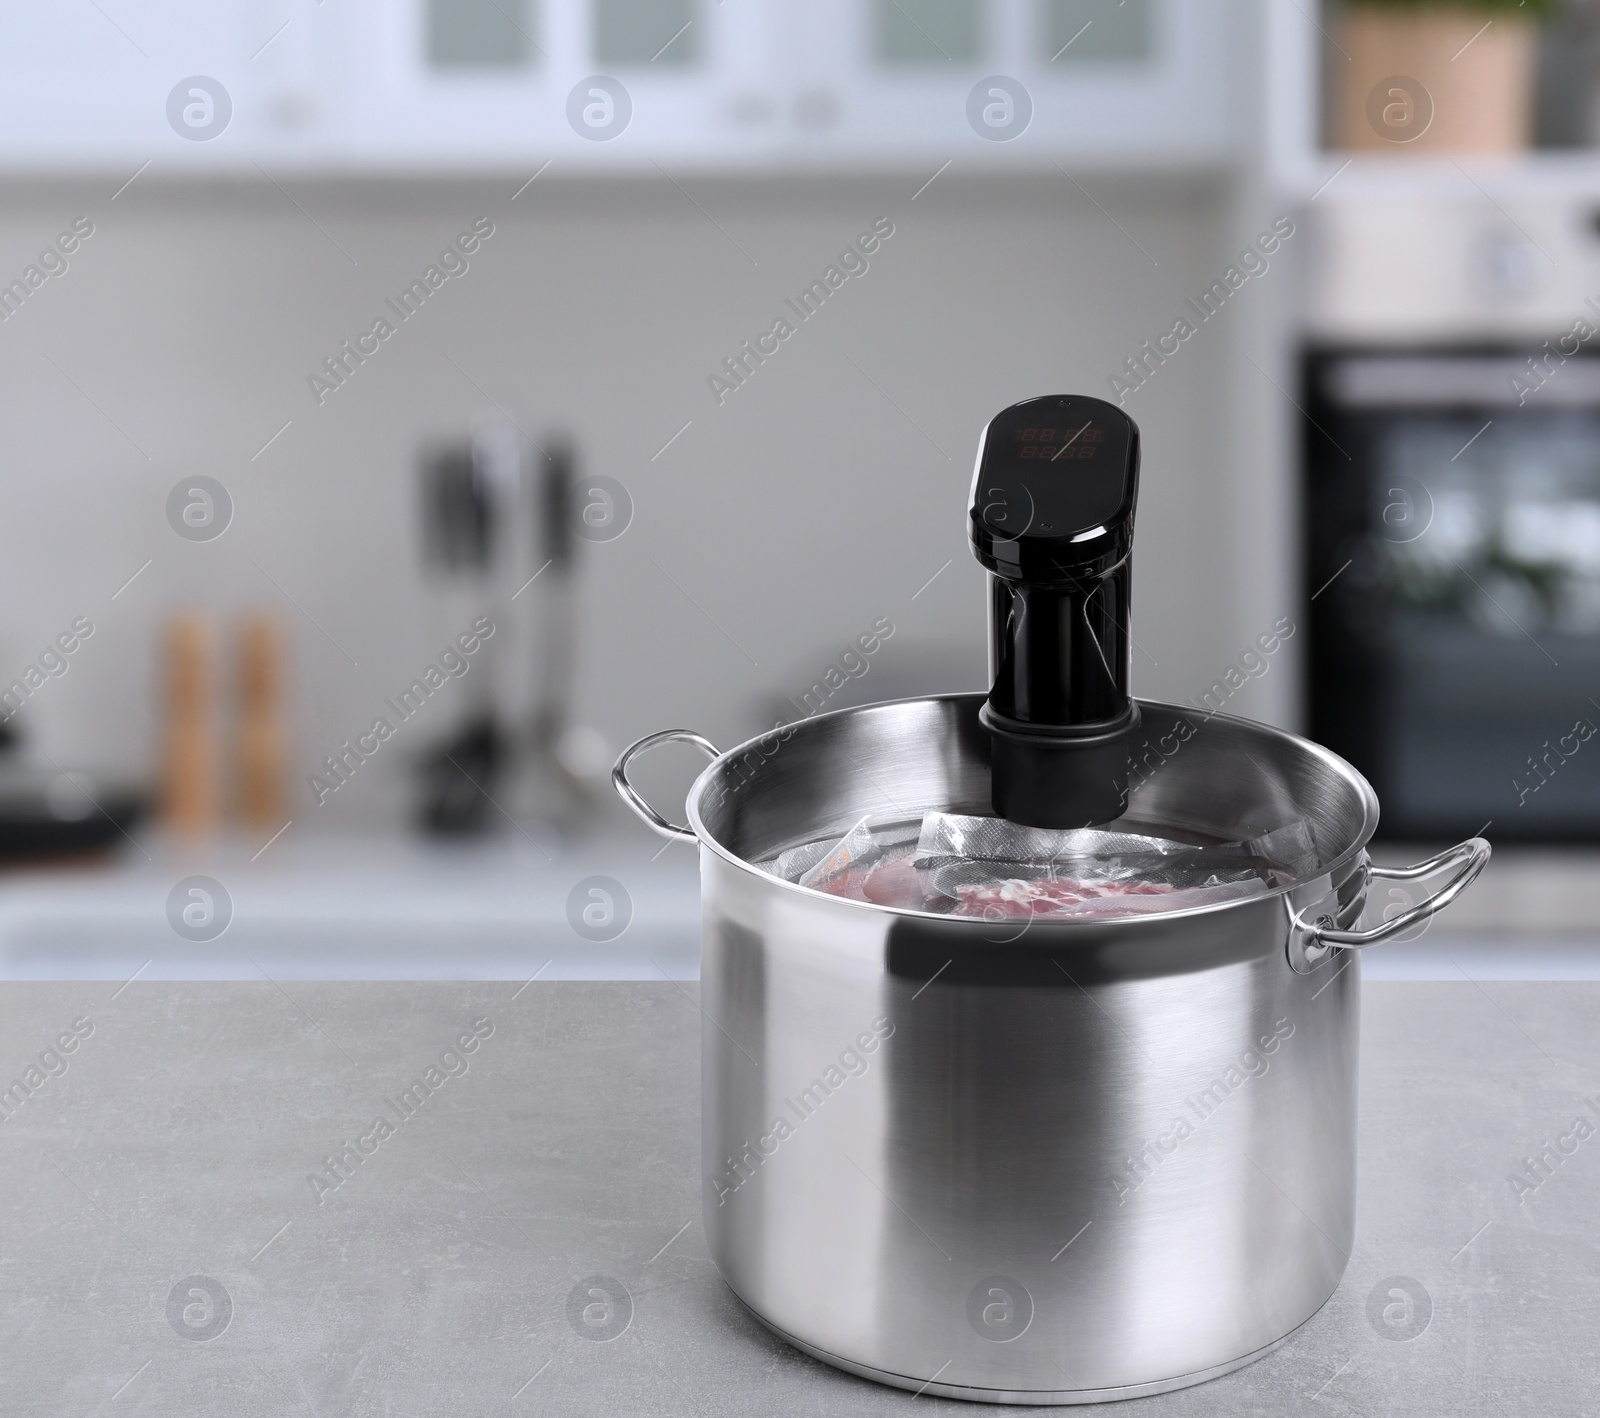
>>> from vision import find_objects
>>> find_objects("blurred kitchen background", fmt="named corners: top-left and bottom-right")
top-left (2, 0), bottom-right (1598, 978)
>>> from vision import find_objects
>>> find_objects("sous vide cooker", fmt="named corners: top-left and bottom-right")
top-left (973, 395), bottom-right (1140, 829)
top-left (614, 395), bottom-right (1487, 1404)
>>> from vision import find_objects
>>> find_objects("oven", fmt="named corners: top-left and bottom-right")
top-left (1305, 349), bottom-right (1600, 843)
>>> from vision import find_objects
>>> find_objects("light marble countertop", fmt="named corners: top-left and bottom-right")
top-left (0, 980), bottom-right (1595, 1415)
top-left (0, 831), bottom-right (702, 981)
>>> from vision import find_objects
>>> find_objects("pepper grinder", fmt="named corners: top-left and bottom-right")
top-left (235, 612), bottom-right (287, 829)
top-left (160, 613), bottom-right (219, 836)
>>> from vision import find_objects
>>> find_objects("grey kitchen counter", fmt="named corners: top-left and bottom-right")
top-left (0, 980), bottom-right (1596, 1416)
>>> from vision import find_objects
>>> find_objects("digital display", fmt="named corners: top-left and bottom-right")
top-left (1015, 426), bottom-right (1103, 443)
top-left (972, 397), bottom-right (1136, 548)
top-left (1015, 424), bottom-right (1103, 460)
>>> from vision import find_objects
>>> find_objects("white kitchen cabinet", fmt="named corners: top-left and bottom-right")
top-left (0, 0), bottom-right (1238, 172)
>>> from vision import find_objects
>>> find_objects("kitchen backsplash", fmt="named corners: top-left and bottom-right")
top-left (0, 172), bottom-right (1274, 826)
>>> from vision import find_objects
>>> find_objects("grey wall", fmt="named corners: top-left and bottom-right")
top-left (0, 170), bottom-right (1275, 828)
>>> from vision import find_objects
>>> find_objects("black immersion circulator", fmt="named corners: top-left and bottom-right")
top-left (968, 395), bottom-right (1141, 828)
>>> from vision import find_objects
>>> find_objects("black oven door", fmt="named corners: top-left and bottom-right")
top-left (1306, 350), bottom-right (1600, 843)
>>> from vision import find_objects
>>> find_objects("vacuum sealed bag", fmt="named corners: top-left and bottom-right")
top-left (762, 811), bottom-right (1317, 921)
top-left (793, 817), bottom-right (928, 909)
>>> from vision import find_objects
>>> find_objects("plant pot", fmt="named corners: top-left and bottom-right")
top-left (1336, 5), bottom-right (1537, 152)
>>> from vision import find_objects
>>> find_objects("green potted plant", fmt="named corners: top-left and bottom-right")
top-left (1334, 0), bottom-right (1560, 151)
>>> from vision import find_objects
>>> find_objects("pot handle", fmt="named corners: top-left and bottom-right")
top-left (611, 729), bottom-right (720, 842)
top-left (1310, 837), bottom-right (1491, 949)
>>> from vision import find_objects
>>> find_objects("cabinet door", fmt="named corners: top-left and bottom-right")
top-left (333, 0), bottom-right (785, 167)
top-left (0, 1), bottom-right (281, 168)
top-left (788, 0), bottom-right (1236, 163)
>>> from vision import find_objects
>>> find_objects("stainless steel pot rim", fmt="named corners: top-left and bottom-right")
top-left (679, 694), bottom-right (1382, 931)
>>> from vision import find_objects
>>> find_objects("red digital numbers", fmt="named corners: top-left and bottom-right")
top-left (1019, 442), bottom-right (1096, 460)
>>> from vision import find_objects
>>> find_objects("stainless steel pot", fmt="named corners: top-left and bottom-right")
top-left (613, 695), bottom-right (1487, 1405)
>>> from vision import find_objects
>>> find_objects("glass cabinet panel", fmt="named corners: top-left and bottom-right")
top-left (1040, 0), bottom-right (1151, 62)
top-left (594, 0), bottom-right (701, 66)
top-left (427, 0), bottom-right (539, 69)
top-left (875, 0), bottom-right (983, 65)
